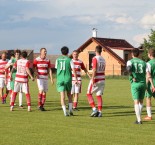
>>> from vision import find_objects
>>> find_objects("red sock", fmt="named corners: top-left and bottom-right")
top-left (3, 94), bottom-right (7, 99)
top-left (42, 94), bottom-right (46, 107)
top-left (38, 93), bottom-right (42, 107)
top-left (9, 90), bottom-right (12, 95)
top-left (11, 92), bottom-right (17, 106)
top-left (97, 95), bottom-right (102, 111)
top-left (73, 102), bottom-right (78, 108)
top-left (87, 94), bottom-right (95, 108)
top-left (26, 94), bottom-right (31, 106)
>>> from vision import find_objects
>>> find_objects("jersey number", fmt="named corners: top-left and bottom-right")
top-left (60, 61), bottom-right (65, 70)
top-left (134, 63), bottom-right (143, 73)
top-left (99, 62), bottom-right (105, 71)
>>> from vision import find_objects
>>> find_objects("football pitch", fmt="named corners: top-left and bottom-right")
top-left (0, 78), bottom-right (155, 145)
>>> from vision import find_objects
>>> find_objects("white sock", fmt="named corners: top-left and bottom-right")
top-left (134, 104), bottom-right (141, 122)
top-left (69, 103), bottom-right (73, 112)
top-left (19, 92), bottom-right (23, 106)
top-left (146, 107), bottom-right (152, 117)
top-left (62, 105), bottom-right (67, 115)
top-left (139, 103), bottom-right (143, 114)
top-left (92, 107), bottom-right (97, 111)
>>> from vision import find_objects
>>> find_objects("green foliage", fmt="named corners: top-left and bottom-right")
top-left (1, 79), bottom-right (155, 145)
top-left (142, 29), bottom-right (155, 61)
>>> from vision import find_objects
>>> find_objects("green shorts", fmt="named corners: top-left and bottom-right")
top-left (131, 82), bottom-right (146, 100)
top-left (145, 85), bottom-right (155, 98)
top-left (10, 81), bottom-right (15, 90)
top-left (56, 81), bottom-right (72, 92)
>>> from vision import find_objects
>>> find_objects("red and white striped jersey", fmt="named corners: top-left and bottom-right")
top-left (72, 59), bottom-right (86, 81)
top-left (33, 56), bottom-right (52, 79)
top-left (6, 68), bottom-right (11, 82)
top-left (14, 59), bottom-right (30, 83)
top-left (92, 56), bottom-right (106, 83)
top-left (0, 59), bottom-right (8, 78)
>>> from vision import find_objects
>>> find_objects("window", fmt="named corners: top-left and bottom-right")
top-left (124, 53), bottom-right (128, 62)
top-left (89, 52), bottom-right (95, 70)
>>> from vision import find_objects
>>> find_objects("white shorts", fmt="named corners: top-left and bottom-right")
top-left (71, 81), bottom-right (82, 94)
top-left (37, 79), bottom-right (48, 92)
top-left (0, 78), bottom-right (5, 88)
top-left (14, 81), bottom-right (29, 94)
top-left (6, 81), bottom-right (11, 90)
top-left (87, 80), bottom-right (105, 96)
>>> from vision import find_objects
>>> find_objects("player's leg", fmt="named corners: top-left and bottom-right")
top-left (96, 81), bottom-right (105, 117)
top-left (0, 78), bottom-right (5, 104)
top-left (3, 82), bottom-right (10, 103)
top-left (87, 80), bottom-right (98, 117)
top-left (67, 91), bottom-right (73, 115)
top-left (73, 93), bottom-right (79, 110)
top-left (19, 92), bottom-right (23, 108)
top-left (37, 79), bottom-right (43, 110)
top-left (41, 92), bottom-right (46, 111)
top-left (131, 83), bottom-right (142, 124)
top-left (22, 83), bottom-right (31, 112)
top-left (60, 91), bottom-right (68, 116)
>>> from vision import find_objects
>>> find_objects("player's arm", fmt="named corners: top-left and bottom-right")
top-left (92, 57), bottom-right (97, 85)
top-left (33, 59), bottom-right (39, 79)
top-left (81, 62), bottom-right (91, 79)
top-left (126, 60), bottom-right (136, 82)
top-left (48, 61), bottom-right (54, 84)
top-left (5, 59), bottom-right (12, 70)
top-left (71, 60), bottom-right (78, 83)
top-left (146, 62), bottom-right (155, 92)
top-left (26, 61), bottom-right (34, 81)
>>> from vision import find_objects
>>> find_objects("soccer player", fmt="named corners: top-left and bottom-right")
top-left (71, 50), bottom-right (91, 110)
top-left (0, 52), bottom-right (8, 104)
top-left (127, 48), bottom-right (146, 124)
top-left (144, 49), bottom-right (155, 120)
top-left (86, 45), bottom-right (105, 117)
top-left (10, 51), bottom-right (34, 112)
top-left (6, 50), bottom-right (23, 108)
top-left (33, 48), bottom-right (54, 111)
top-left (55, 46), bottom-right (77, 116)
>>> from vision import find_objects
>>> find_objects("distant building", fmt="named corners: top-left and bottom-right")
top-left (72, 37), bottom-right (143, 76)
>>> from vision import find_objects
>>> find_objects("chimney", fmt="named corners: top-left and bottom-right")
top-left (92, 28), bottom-right (97, 38)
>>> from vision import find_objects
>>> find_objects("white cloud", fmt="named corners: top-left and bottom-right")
top-left (133, 33), bottom-right (149, 46)
top-left (141, 12), bottom-right (155, 29)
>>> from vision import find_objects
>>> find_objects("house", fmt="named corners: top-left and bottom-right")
top-left (74, 37), bottom-right (143, 76)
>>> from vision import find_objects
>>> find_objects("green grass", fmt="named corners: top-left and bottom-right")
top-left (1, 79), bottom-right (155, 145)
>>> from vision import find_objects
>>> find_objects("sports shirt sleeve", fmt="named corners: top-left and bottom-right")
top-left (146, 62), bottom-right (151, 73)
top-left (70, 60), bottom-right (75, 69)
top-left (81, 62), bottom-right (86, 70)
top-left (55, 59), bottom-right (58, 69)
top-left (33, 59), bottom-right (37, 67)
top-left (26, 61), bottom-right (30, 68)
top-left (127, 60), bottom-right (132, 67)
top-left (92, 57), bottom-right (97, 69)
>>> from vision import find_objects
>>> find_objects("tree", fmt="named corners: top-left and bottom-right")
top-left (141, 29), bottom-right (155, 61)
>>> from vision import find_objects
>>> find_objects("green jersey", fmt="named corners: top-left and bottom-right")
top-left (147, 59), bottom-right (155, 83)
top-left (11, 58), bottom-right (17, 79)
top-left (55, 56), bottom-right (74, 82)
top-left (127, 58), bottom-right (146, 83)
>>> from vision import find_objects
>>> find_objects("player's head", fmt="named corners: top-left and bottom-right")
top-left (95, 45), bottom-right (102, 54)
top-left (10, 52), bottom-right (15, 59)
top-left (131, 48), bottom-right (139, 57)
top-left (148, 48), bottom-right (155, 58)
top-left (72, 50), bottom-right (79, 60)
top-left (61, 46), bottom-right (69, 55)
top-left (21, 51), bottom-right (27, 59)
top-left (1, 52), bottom-right (7, 60)
top-left (40, 48), bottom-right (47, 59)
top-left (15, 49), bottom-right (21, 60)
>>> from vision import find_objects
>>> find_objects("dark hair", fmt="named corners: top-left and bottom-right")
top-left (148, 48), bottom-right (155, 57)
top-left (1, 51), bottom-right (7, 55)
top-left (95, 45), bottom-right (102, 54)
top-left (40, 48), bottom-right (46, 52)
top-left (10, 52), bottom-right (15, 57)
top-left (131, 48), bottom-right (139, 57)
top-left (21, 51), bottom-right (27, 58)
top-left (15, 49), bottom-right (21, 55)
top-left (73, 50), bottom-right (79, 54)
top-left (61, 46), bottom-right (69, 55)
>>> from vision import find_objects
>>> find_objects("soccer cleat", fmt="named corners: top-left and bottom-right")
top-left (90, 110), bottom-right (99, 117)
top-left (10, 106), bottom-right (14, 111)
top-left (73, 108), bottom-right (79, 111)
top-left (69, 111), bottom-right (74, 116)
top-left (41, 107), bottom-right (46, 111)
top-left (98, 112), bottom-right (102, 117)
top-left (19, 105), bottom-right (24, 109)
top-left (134, 121), bottom-right (142, 124)
top-left (64, 112), bottom-right (69, 117)
top-left (144, 116), bottom-right (152, 120)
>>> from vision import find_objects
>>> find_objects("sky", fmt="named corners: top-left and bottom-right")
top-left (0, 0), bottom-right (155, 54)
